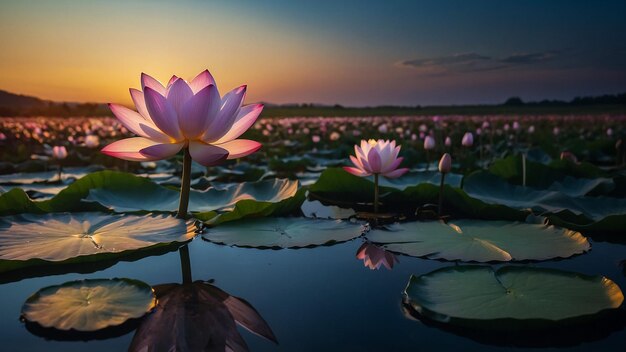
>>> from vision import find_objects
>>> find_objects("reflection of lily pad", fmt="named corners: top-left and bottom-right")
top-left (202, 218), bottom-right (365, 248)
top-left (366, 220), bottom-right (589, 262)
top-left (130, 281), bottom-right (277, 351)
top-left (21, 278), bottom-right (156, 331)
top-left (404, 266), bottom-right (624, 326)
top-left (0, 213), bottom-right (196, 272)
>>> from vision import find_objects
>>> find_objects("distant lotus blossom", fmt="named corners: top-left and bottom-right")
top-left (52, 146), bottom-right (67, 159)
top-left (356, 242), bottom-right (398, 270)
top-left (84, 134), bottom-right (100, 148)
top-left (553, 127), bottom-right (560, 136)
top-left (504, 123), bottom-right (510, 131)
top-left (461, 132), bottom-right (474, 147)
top-left (482, 121), bottom-right (490, 129)
top-left (444, 136), bottom-right (452, 147)
top-left (0, 132), bottom-right (6, 141)
top-left (607, 128), bottom-right (613, 137)
top-left (528, 125), bottom-right (535, 134)
top-left (344, 139), bottom-right (409, 178)
top-left (329, 131), bottom-right (341, 141)
top-left (513, 121), bottom-right (520, 130)
top-left (438, 153), bottom-right (452, 173)
top-left (102, 70), bottom-right (262, 166)
top-left (424, 136), bottom-right (435, 150)
top-left (560, 151), bottom-right (578, 163)
top-left (476, 128), bottom-right (482, 136)
top-left (378, 124), bottom-right (388, 133)
top-left (411, 133), bottom-right (417, 141)
top-left (419, 124), bottom-right (428, 133)
top-left (312, 135), bottom-right (321, 143)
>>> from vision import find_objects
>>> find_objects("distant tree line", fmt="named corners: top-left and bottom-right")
top-left (503, 93), bottom-right (626, 107)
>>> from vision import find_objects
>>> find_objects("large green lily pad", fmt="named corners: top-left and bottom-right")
top-left (202, 217), bottom-right (366, 248)
top-left (0, 213), bottom-right (196, 272)
top-left (21, 278), bottom-right (156, 331)
top-left (366, 220), bottom-right (589, 262)
top-left (404, 266), bottom-right (624, 325)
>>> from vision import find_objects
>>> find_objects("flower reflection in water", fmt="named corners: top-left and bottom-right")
top-left (129, 245), bottom-right (278, 351)
top-left (356, 242), bottom-right (398, 270)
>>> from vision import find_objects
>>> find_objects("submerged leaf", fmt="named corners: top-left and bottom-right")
top-left (21, 278), bottom-right (156, 332)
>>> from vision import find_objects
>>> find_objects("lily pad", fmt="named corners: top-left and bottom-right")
top-left (202, 217), bottom-right (366, 248)
top-left (87, 177), bottom-right (298, 213)
top-left (21, 278), bottom-right (156, 331)
top-left (404, 266), bottom-right (624, 325)
top-left (0, 213), bottom-right (196, 272)
top-left (464, 172), bottom-right (626, 221)
top-left (129, 281), bottom-right (277, 351)
top-left (309, 168), bottom-right (527, 221)
top-left (366, 220), bottom-right (589, 262)
top-left (372, 170), bottom-right (463, 190)
top-left (0, 166), bottom-right (104, 184)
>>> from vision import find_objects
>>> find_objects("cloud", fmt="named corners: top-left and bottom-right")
top-left (399, 50), bottom-right (562, 74)
top-left (499, 51), bottom-right (558, 64)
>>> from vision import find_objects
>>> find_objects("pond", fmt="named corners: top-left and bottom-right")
top-left (0, 229), bottom-right (624, 351)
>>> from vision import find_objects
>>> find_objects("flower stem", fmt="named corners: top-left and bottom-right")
top-left (177, 147), bottom-right (192, 219)
top-left (179, 244), bottom-right (192, 284)
top-left (438, 172), bottom-right (446, 216)
top-left (374, 173), bottom-right (379, 214)
top-left (57, 162), bottom-right (62, 182)
top-left (522, 152), bottom-right (527, 187)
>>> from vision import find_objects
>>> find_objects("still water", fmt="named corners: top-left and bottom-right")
top-left (1, 234), bottom-right (624, 351)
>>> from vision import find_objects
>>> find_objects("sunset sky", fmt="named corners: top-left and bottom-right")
top-left (1, 0), bottom-right (625, 106)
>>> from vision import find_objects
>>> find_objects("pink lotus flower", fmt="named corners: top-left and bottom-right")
top-left (344, 139), bottom-right (409, 178)
top-left (52, 146), bottom-right (67, 159)
top-left (356, 242), bottom-right (398, 270)
top-left (102, 70), bottom-right (262, 166)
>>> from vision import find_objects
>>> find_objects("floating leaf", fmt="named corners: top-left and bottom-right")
top-left (366, 220), bottom-right (589, 262)
top-left (87, 177), bottom-right (298, 213)
top-left (404, 266), bottom-right (624, 325)
top-left (0, 166), bottom-right (104, 184)
top-left (129, 281), bottom-right (277, 352)
top-left (372, 170), bottom-right (463, 190)
top-left (309, 168), bottom-right (527, 221)
top-left (202, 217), bottom-right (366, 248)
top-left (464, 172), bottom-right (626, 221)
top-left (0, 171), bottom-right (299, 216)
top-left (21, 278), bottom-right (156, 331)
top-left (0, 213), bottom-right (196, 272)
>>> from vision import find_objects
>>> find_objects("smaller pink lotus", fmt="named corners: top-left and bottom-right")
top-left (344, 139), bottom-right (408, 178)
top-left (344, 139), bottom-right (408, 214)
top-left (52, 146), bottom-right (68, 160)
top-left (356, 242), bottom-right (398, 270)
